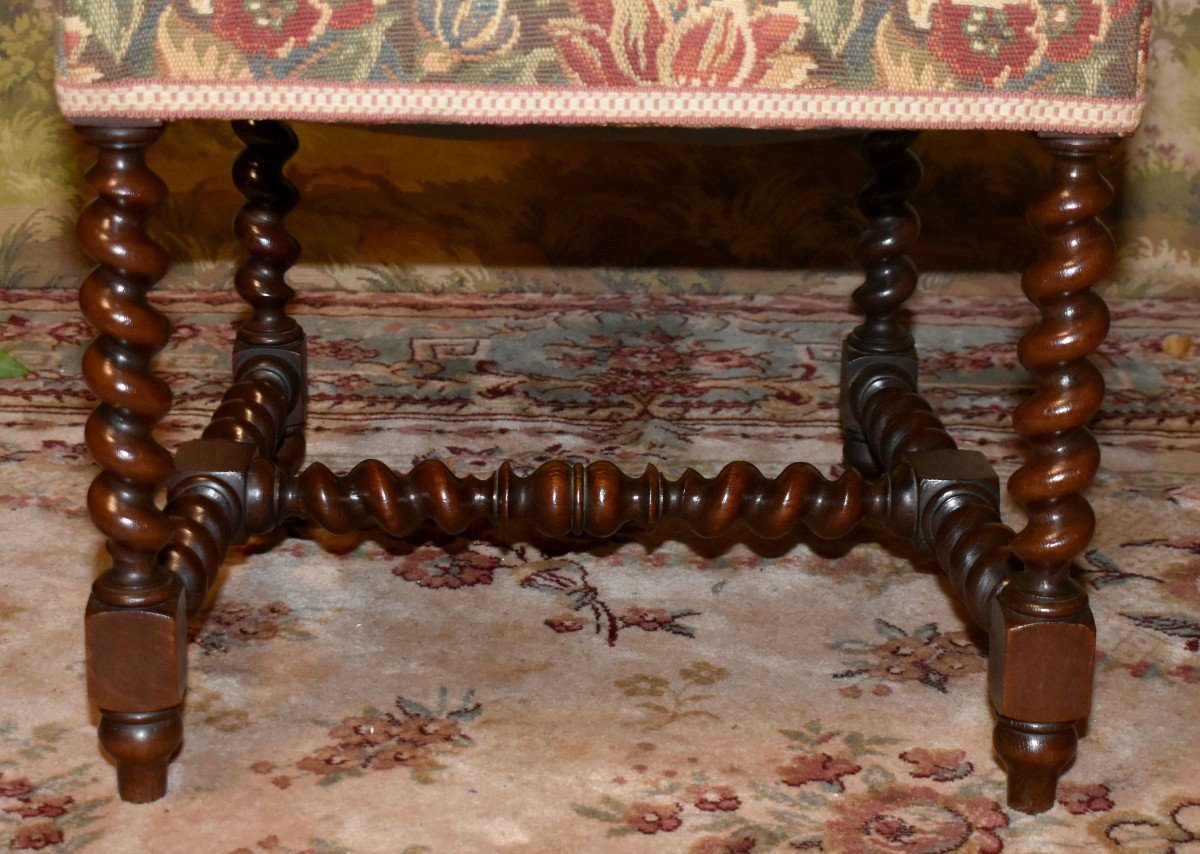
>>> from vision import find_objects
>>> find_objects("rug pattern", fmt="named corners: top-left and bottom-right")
top-left (1, 277), bottom-right (1198, 851)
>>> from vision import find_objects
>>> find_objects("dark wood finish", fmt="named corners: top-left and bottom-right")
top-left (853, 365), bottom-right (957, 470)
top-left (164, 353), bottom-right (302, 614)
top-left (231, 119), bottom-right (302, 348)
top-left (901, 449), bottom-right (1014, 629)
top-left (73, 121), bottom-right (1116, 813)
top-left (202, 355), bottom-right (299, 457)
top-left (162, 479), bottom-right (240, 617)
top-left (842, 131), bottom-right (921, 476)
top-left (231, 119), bottom-right (307, 471)
top-left (993, 719), bottom-right (1079, 815)
top-left (76, 124), bottom-right (184, 803)
top-left (97, 710), bottom-right (184, 805)
top-left (846, 361), bottom-right (1016, 630)
top-left (161, 120), bottom-right (309, 615)
top-left (850, 131), bottom-right (921, 355)
top-left (280, 458), bottom-right (892, 541)
top-left (991, 134), bottom-right (1115, 813)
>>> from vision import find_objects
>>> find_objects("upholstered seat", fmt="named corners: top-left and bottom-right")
top-left (58, 0), bottom-right (1150, 131)
top-left (56, 0), bottom-right (1153, 822)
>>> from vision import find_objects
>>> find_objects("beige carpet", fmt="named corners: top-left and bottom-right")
top-left (1, 271), bottom-right (1198, 852)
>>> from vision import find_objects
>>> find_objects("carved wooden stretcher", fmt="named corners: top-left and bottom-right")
top-left (58, 0), bottom-right (1152, 816)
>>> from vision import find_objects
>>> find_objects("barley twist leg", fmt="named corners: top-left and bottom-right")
top-left (231, 119), bottom-right (306, 472)
top-left (77, 124), bottom-right (184, 803)
top-left (992, 135), bottom-right (1115, 813)
top-left (842, 131), bottom-right (922, 476)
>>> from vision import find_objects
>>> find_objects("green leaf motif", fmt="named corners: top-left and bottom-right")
top-left (305, 22), bottom-right (389, 82)
top-left (78, 0), bottom-right (144, 64)
top-left (808, 0), bottom-right (863, 56)
top-left (0, 349), bottom-right (28, 379)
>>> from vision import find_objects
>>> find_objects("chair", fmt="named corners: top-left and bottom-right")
top-left (56, 0), bottom-right (1153, 813)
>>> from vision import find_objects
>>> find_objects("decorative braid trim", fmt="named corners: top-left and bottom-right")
top-left (56, 80), bottom-right (1144, 134)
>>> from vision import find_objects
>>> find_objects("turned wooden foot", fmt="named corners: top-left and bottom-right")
top-left (99, 709), bottom-right (183, 803)
top-left (994, 718), bottom-right (1077, 813)
top-left (77, 123), bottom-right (185, 804)
top-left (990, 134), bottom-right (1115, 813)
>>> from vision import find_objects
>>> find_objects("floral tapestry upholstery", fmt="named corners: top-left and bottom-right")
top-left (56, 0), bottom-right (1152, 133)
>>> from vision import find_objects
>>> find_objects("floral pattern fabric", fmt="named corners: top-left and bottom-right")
top-left (54, 0), bottom-right (1152, 130)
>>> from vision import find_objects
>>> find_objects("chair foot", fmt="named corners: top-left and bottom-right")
top-left (994, 717), bottom-right (1076, 814)
top-left (99, 708), bottom-right (183, 804)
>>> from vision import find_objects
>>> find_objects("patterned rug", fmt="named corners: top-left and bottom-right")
top-left (1, 269), bottom-right (1198, 852)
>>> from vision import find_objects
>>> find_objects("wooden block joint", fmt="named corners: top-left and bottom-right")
top-left (988, 594), bottom-right (1095, 722)
top-left (86, 594), bottom-right (187, 713)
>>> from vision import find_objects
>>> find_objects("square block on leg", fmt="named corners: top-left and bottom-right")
top-left (86, 593), bottom-right (187, 713)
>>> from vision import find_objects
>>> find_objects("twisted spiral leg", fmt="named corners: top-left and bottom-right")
top-left (855, 369), bottom-right (957, 471)
top-left (848, 368), bottom-right (1015, 629)
top-left (279, 458), bottom-right (894, 542)
top-left (202, 356), bottom-right (299, 456)
top-left (850, 131), bottom-right (922, 355)
top-left (232, 120), bottom-right (301, 346)
top-left (231, 119), bottom-right (306, 471)
top-left (77, 125), bottom-right (184, 803)
top-left (160, 120), bottom-right (308, 621)
top-left (992, 135), bottom-right (1116, 813)
top-left (842, 131), bottom-right (922, 476)
top-left (164, 361), bottom-right (299, 615)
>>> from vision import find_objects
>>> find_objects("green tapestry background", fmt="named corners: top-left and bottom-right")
top-left (0, 0), bottom-right (1197, 295)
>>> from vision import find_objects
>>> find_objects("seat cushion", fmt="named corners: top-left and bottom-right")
top-left (56, 0), bottom-right (1151, 133)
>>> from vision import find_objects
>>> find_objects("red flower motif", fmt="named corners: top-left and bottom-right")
top-left (9, 822), bottom-right (64, 851)
top-left (1057, 782), bottom-right (1114, 815)
top-left (328, 716), bottom-right (392, 747)
top-left (545, 614), bottom-right (587, 633)
top-left (1042, 0), bottom-right (1108, 62)
top-left (388, 716), bottom-right (464, 746)
top-left (212, 0), bottom-right (332, 58)
top-left (547, 0), bottom-right (810, 89)
top-left (366, 742), bottom-right (433, 771)
top-left (826, 786), bottom-right (1008, 853)
top-left (329, 0), bottom-right (379, 29)
top-left (295, 744), bottom-right (368, 775)
top-left (687, 784), bottom-right (741, 812)
top-left (900, 748), bottom-right (974, 782)
top-left (0, 775), bottom-right (34, 799)
top-left (778, 753), bottom-right (862, 792)
top-left (624, 801), bottom-right (683, 834)
top-left (3, 796), bottom-right (74, 819)
top-left (394, 548), bottom-right (500, 589)
top-left (1108, 0), bottom-right (1142, 22)
top-left (927, 0), bottom-right (1046, 87)
top-left (619, 607), bottom-right (675, 631)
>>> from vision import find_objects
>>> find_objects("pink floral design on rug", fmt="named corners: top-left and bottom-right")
top-left (258, 688), bottom-right (482, 788)
top-left (830, 619), bottom-right (987, 695)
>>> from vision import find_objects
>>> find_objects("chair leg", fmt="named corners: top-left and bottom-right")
top-left (991, 134), bottom-right (1115, 813)
top-left (842, 130), bottom-right (922, 477)
top-left (77, 124), bottom-right (185, 803)
top-left (230, 119), bottom-right (307, 472)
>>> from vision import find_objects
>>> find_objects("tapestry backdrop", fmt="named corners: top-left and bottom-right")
top-left (0, 0), bottom-right (1196, 295)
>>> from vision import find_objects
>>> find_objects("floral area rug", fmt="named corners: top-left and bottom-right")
top-left (1, 270), bottom-right (1198, 852)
